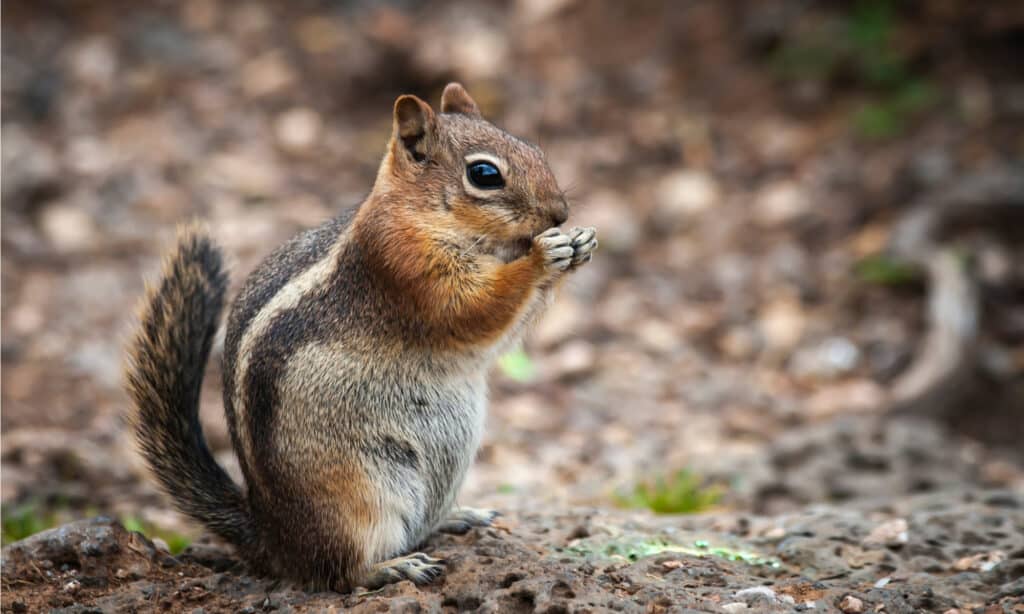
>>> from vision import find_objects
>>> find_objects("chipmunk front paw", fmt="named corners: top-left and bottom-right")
top-left (535, 227), bottom-right (574, 273)
top-left (568, 227), bottom-right (597, 268)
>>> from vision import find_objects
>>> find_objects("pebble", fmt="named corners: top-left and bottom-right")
top-left (274, 107), bottom-right (322, 153)
top-left (40, 204), bottom-right (97, 251)
top-left (69, 36), bottom-right (117, 91)
top-left (577, 190), bottom-right (640, 253)
top-left (62, 579), bottom-right (81, 593)
top-left (151, 537), bottom-right (172, 554)
top-left (534, 297), bottom-right (584, 348)
top-left (635, 319), bottom-right (677, 354)
top-left (208, 151), bottom-right (282, 197)
top-left (654, 170), bottom-right (720, 227)
top-left (790, 336), bottom-right (861, 379)
top-left (547, 340), bottom-right (596, 379)
top-left (720, 603), bottom-right (748, 613)
top-left (952, 550), bottom-right (1005, 572)
top-left (451, 28), bottom-right (508, 80)
top-left (862, 519), bottom-right (908, 547)
top-left (758, 297), bottom-right (806, 353)
top-left (294, 16), bottom-right (347, 54)
top-left (241, 51), bottom-right (295, 97)
top-left (718, 326), bottom-right (759, 360)
top-left (805, 380), bottom-right (885, 418)
top-left (754, 180), bottom-right (810, 226)
top-left (734, 586), bottom-right (776, 601)
top-left (65, 137), bottom-right (113, 176)
top-left (839, 595), bottom-right (865, 613)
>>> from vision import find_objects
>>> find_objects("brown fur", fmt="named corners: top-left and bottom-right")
top-left (125, 84), bottom-right (595, 591)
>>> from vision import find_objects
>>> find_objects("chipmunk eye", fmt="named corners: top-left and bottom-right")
top-left (466, 161), bottom-right (504, 189)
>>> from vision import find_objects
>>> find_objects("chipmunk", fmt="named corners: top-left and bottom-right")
top-left (125, 83), bottom-right (597, 591)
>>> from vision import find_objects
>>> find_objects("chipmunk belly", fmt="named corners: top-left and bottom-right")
top-left (272, 340), bottom-right (488, 552)
top-left (405, 367), bottom-right (488, 542)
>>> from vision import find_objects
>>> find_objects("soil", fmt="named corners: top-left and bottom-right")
top-left (5, 490), bottom-right (1023, 613)
top-left (2, 1), bottom-right (1023, 612)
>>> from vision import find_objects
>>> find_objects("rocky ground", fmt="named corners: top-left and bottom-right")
top-left (2, 1), bottom-right (1023, 612)
top-left (4, 490), bottom-right (1023, 613)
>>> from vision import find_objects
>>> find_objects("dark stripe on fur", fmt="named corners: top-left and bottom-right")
top-left (221, 211), bottom-right (353, 485)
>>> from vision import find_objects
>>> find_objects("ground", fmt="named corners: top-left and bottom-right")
top-left (2, 1), bottom-right (1023, 612)
top-left (4, 491), bottom-right (1023, 612)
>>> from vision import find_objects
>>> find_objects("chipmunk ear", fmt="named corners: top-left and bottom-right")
top-left (392, 94), bottom-right (436, 163)
top-left (440, 82), bottom-right (481, 117)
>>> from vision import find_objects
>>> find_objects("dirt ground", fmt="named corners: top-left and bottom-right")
top-left (2, 1), bottom-right (1023, 612)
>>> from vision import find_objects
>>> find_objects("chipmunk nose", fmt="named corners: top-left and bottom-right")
top-left (550, 199), bottom-right (569, 226)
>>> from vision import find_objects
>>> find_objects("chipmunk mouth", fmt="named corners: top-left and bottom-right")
top-left (494, 236), bottom-right (533, 263)
top-left (478, 235), bottom-right (533, 263)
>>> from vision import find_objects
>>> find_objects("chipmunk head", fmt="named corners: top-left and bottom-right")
top-left (374, 83), bottom-right (569, 261)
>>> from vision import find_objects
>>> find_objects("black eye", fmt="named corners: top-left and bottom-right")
top-left (467, 161), bottom-right (504, 189)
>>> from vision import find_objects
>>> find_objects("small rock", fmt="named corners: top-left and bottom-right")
top-left (517, 0), bottom-right (579, 22)
top-left (62, 579), bottom-right (81, 593)
top-left (207, 150), bottom-right (282, 197)
top-left (451, 28), bottom-right (508, 80)
top-left (654, 170), bottom-right (720, 227)
top-left (763, 526), bottom-right (787, 540)
top-left (804, 379), bottom-right (885, 418)
top-left (241, 51), bottom-right (295, 97)
top-left (863, 519), bottom-right (908, 547)
top-left (719, 326), bottom-right (759, 360)
top-left (294, 16), bottom-right (347, 54)
top-left (839, 595), bottom-right (865, 613)
top-left (758, 297), bottom-right (806, 353)
top-left (151, 537), bottom-right (171, 554)
top-left (661, 560), bottom-right (684, 570)
top-left (274, 107), bottom-right (322, 153)
top-left (635, 319), bottom-right (676, 354)
top-left (754, 180), bottom-right (810, 226)
top-left (952, 550), bottom-right (1005, 572)
top-left (721, 603), bottom-right (748, 613)
top-left (576, 190), bottom-right (640, 253)
top-left (790, 337), bottom-right (861, 379)
top-left (547, 340), bottom-right (596, 379)
top-left (69, 36), bottom-right (117, 91)
top-left (65, 137), bottom-right (113, 176)
top-left (534, 296), bottom-right (585, 348)
top-left (873, 577), bottom-right (891, 588)
top-left (1, 517), bottom-right (174, 584)
top-left (735, 586), bottom-right (776, 601)
top-left (40, 204), bottom-right (97, 251)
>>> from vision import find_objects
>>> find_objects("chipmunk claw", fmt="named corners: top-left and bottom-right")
top-left (568, 226), bottom-right (598, 268)
top-left (365, 552), bottom-right (446, 588)
top-left (535, 227), bottom-right (573, 272)
top-left (435, 507), bottom-right (500, 535)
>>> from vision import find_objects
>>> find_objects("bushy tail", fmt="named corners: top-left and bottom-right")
top-left (125, 224), bottom-right (255, 549)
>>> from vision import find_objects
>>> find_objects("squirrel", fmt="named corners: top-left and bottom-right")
top-left (125, 83), bottom-right (597, 591)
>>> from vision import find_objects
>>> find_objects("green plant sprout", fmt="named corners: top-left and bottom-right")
top-left (615, 470), bottom-right (723, 515)
top-left (498, 348), bottom-right (536, 382)
top-left (121, 516), bottom-right (192, 555)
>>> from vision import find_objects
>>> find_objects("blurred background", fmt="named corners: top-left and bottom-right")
top-left (3, 0), bottom-right (1023, 546)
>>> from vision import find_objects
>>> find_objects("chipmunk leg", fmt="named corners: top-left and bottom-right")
top-left (434, 507), bottom-right (499, 535)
